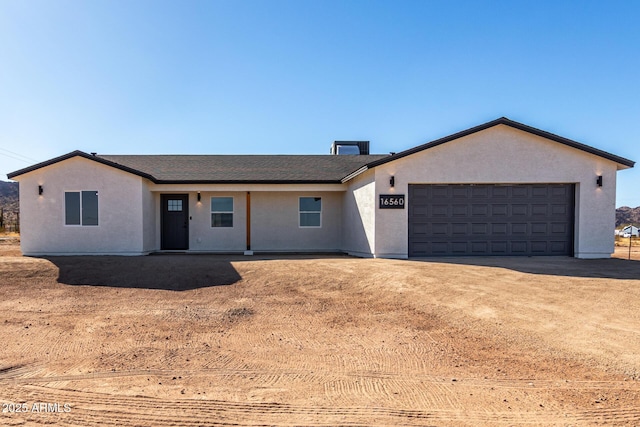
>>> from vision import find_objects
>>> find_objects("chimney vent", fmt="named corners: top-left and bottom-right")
top-left (330, 141), bottom-right (369, 155)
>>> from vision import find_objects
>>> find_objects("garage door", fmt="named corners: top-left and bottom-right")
top-left (408, 184), bottom-right (574, 256)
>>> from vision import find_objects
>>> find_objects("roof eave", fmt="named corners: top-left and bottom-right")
top-left (153, 179), bottom-right (344, 185)
top-left (341, 166), bottom-right (370, 183)
top-left (7, 150), bottom-right (157, 182)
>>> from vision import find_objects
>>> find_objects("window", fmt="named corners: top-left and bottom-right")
top-left (167, 199), bottom-right (183, 211)
top-left (299, 197), bottom-right (321, 227)
top-left (211, 197), bottom-right (233, 227)
top-left (65, 191), bottom-right (98, 226)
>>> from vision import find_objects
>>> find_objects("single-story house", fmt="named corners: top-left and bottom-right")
top-left (617, 225), bottom-right (639, 237)
top-left (7, 117), bottom-right (635, 258)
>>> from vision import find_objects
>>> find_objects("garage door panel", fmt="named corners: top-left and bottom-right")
top-left (411, 224), bottom-right (429, 235)
top-left (551, 222), bottom-right (569, 234)
top-left (451, 242), bottom-right (468, 253)
top-left (550, 241), bottom-right (570, 252)
top-left (452, 223), bottom-right (468, 235)
top-left (432, 204), bottom-right (449, 216)
top-left (491, 223), bottom-right (508, 234)
top-left (471, 223), bottom-right (488, 234)
top-left (432, 223), bottom-right (449, 235)
top-left (471, 204), bottom-right (489, 216)
top-left (512, 223), bottom-right (528, 234)
top-left (512, 187), bottom-right (529, 198)
top-left (432, 186), bottom-right (450, 198)
top-left (491, 204), bottom-right (509, 216)
top-left (551, 204), bottom-right (568, 215)
top-left (531, 223), bottom-right (548, 234)
top-left (431, 242), bottom-right (450, 254)
top-left (531, 241), bottom-right (549, 252)
top-left (452, 204), bottom-right (468, 216)
top-left (551, 185), bottom-right (570, 197)
top-left (471, 186), bottom-right (489, 197)
top-left (532, 204), bottom-right (548, 216)
top-left (412, 242), bottom-right (429, 256)
top-left (471, 241), bottom-right (489, 253)
top-left (409, 184), bottom-right (574, 256)
top-left (491, 241), bottom-right (508, 253)
top-left (510, 241), bottom-right (528, 253)
top-left (452, 187), bottom-right (468, 198)
top-left (413, 187), bottom-right (429, 198)
top-left (413, 205), bottom-right (428, 216)
top-left (492, 186), bottom-right (509, 198)
top-left (532, 186), bottom-right (549, 197)
top-left (511, 204), bottom-right (528, 215)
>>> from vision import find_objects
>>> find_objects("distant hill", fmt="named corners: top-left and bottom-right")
top-left (0, 180), bottom-right (19, 227)
top-left (616, 206), bottom-right (640, 227)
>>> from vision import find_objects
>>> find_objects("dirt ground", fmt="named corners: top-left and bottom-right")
top-left (1, 237), bottom-right (639, 426)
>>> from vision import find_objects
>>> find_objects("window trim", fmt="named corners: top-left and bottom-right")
top-left (210, 196), bottom-right (234, 228)
top-left (299, 196), bottom-right (322, 228)
top-left (64, 190), bottom-right (99, 227)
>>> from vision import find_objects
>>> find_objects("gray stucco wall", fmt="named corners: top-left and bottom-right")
top-left (17, 157), bottom-right (146, 255)
top-left (341, 169), bottom-right (376, 257)
top-left (188, 191), bottom-right (247, 252)
top-left (141, 182), bottom-right (156, 253)
top-left (251, 191), bottom-right (342, 252)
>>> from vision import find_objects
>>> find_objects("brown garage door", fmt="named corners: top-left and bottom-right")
top-left (408, 184), bottom-right (575, 256)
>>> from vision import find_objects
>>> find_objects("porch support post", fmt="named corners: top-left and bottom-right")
top-left (245, 191), bottom-right (253, 255)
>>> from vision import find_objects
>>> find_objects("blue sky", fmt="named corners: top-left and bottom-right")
top-left (1, 0), bottom-right (638, 207)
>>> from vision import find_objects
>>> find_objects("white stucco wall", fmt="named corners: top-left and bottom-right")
top-left (370, 125), bottom-right (622, 259)
top-left (341, 169), bottom-right (376, 257)
top-left (16, 157), bottom-right (146, 255)
top-left (251, 191), bottom-right (343, 252)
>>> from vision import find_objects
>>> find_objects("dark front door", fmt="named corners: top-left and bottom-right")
top-left (161, 194), bottom-right (189, 250)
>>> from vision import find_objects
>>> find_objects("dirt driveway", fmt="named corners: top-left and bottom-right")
top-left (1, 238), bottom-right (639, 426)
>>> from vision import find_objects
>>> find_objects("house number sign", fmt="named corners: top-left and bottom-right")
top-left (379, 194), bottom-right (405, 209)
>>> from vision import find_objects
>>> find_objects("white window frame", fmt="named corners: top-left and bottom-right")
top-left (211, 196), bottom-right (234, 228)
top-left (299, 197), bottom-right (322, 228)
top-left (64, 190), bottom-right (99, 227)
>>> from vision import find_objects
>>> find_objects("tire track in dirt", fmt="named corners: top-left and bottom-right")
top-left (323, 377), bottom-right (464, 410)
top-left (3, 365), bottom-right (640, 391)
top-left (2, 383), bottom-right (640, 426)
top-left (4, 363), bottom-right (640, 421)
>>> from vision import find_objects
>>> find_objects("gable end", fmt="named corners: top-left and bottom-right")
top-left (364, 117), bottom-right (635, 170)
top-left (7, 150), bottom-right (156, 181)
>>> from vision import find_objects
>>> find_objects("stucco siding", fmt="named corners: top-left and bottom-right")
top-left (17, 157), bottom-right (145, 255)
top-left (141, 181), bottom-right (156, 252)
top-left (372, 125), bottom-right (619, 258)
top-left (251, 192), bottom-right (342, 252)
top-left (342, 170), bottom-right (376, 257)
top-left (188, 191), bottom-right (247, 252)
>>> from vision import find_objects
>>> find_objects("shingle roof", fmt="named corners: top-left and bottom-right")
top-left (98, 154), bottom-right (388, 183)
top-left (7, 151), bottom-right (388, 183)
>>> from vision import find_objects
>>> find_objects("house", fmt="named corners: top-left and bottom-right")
top-left (7, 117), bottom-right (635, 258)
top-left (618, 225), bottom-right (639, 237)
